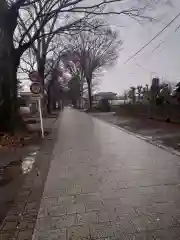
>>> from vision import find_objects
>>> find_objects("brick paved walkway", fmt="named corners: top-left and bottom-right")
top-left (33, 109), bottom-right (180, 240)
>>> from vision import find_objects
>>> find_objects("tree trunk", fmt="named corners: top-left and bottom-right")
top-left (87, 80), bottom-right (92, 110)
top-left (38, 56), bottom-right (46, 87)
top-left (37, 55), bottom-right (47, 115)
top-left (0, 3), bottom-right (22, 132)
top-left (0, 51), bottom-right (20, 132)
top-left (47, 84), bottom-right (51, 114)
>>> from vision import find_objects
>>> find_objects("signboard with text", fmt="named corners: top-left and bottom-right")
top-left (30, 82), bottom-right (42, 95)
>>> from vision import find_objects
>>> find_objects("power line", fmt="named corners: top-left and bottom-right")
top-left (151, 21), bottom-right (180, 53)
top-left (124, 11), bottom-right (180, 64)
top-left (151, 40), bottom-right (165, 53)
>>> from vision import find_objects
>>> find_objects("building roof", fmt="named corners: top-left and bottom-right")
top-left (95, 92), bottom-right (117, 96)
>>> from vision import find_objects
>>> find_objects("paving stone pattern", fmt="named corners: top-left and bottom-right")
top-left (0, 118), bottom-right (59, 240)
top-left (32, 109), bottom-right (180, 240)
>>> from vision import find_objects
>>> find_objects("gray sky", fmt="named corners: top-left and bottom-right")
top-left (99, 0), bottom-right (180, 94)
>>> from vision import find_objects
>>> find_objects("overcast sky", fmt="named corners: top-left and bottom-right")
top-left (99, 0), bottom-right (180, 94)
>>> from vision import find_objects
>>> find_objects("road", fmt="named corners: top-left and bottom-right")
top-left (30, 109), bottom-right (180, 240)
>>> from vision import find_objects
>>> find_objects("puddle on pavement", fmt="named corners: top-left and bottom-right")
top-left (0, 146), bottom-right (39, 187)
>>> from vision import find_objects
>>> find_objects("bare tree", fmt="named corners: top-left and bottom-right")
top-left (0, 0), bottom-right (158, 131)
top-left (66, 27), bottom-right (122, 109)
top-left (18, 35), bottom-right (66, 88)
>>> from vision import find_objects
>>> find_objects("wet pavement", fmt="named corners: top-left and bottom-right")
top-left (0, 146), bottom-right (39, 226)
top-left (0, 119), bottom-right (59, 239)
top-left (27, 109), bottom-right (180, 240)
top-left (0, 116), bottom-right (58, 237)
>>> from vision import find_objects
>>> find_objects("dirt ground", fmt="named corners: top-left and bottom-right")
top-left (92, 112), bottom-right (180, 152)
